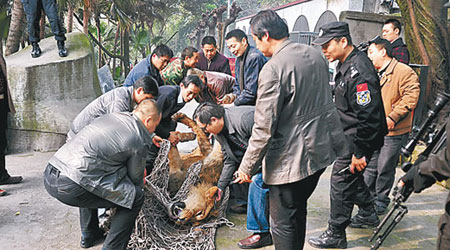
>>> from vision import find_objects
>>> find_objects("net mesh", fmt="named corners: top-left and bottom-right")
top-left (127, 140), bottom-right (233, 250)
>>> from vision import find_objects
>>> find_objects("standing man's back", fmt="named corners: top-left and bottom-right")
top-left (235, 10), bottom-right (347, 250)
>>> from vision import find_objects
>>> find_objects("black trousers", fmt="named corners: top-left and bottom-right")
top-left (0, 97), bottom-right (10, 182)
top-left (22, 0), bottom-right (66, 43)
top-left (268, 168), bottom-right (325, 250)
top-left (44, 164), bottom-right (144, 250)
top-left (329, 152), bottom-right (375, 229)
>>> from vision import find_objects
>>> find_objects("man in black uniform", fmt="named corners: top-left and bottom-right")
top-left (22, 0), bottom-right (67, 58)
top-left (308, 22), bottom-right (388, 249)
top-left (400, 118), bottom-right (450, 250)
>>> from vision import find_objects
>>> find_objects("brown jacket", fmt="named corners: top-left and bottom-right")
top-left (238, 40), bottom-right (348, 185)
top-left (0, 52), bottom-right (15, 113)
top-left (380, 58), bottom-right (419, 136)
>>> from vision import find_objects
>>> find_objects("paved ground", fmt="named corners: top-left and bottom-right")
top-left (0, 150), bottom-right (446, 250)
top-left (0, 102), bottom-right (447, 249)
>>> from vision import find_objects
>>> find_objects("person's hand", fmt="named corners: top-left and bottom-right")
top-left (216, 188), bottom-right (223, 202)
top-left (168, 132), bottom-right (180, 146)
top-left (386, 117), bottom-right (395, 130)
top-left (219, 93), bottom-right (236, 104)
top-left (152, 135), bottom-right (163, 147)
top-left (350, 155), bottom-right (367, 173)
top-left (233, 169), bottom-right (252, 184)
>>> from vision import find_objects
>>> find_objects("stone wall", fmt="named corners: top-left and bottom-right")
top-left (6, 32), bottom-right (101, 153)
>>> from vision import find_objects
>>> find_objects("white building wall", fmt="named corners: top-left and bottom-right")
top-left (236, 0), bottom-right (362, 33)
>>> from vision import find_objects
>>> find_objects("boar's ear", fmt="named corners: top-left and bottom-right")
top-left (205, 186), bottom-right (219, 200)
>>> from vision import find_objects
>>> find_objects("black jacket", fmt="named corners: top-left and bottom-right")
top-left (334, 47), bottom-right (388, 158)
top-left (155, 85), bottom-right (185, 138)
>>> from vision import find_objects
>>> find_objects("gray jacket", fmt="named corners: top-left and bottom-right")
top-left (50, 112), bottom-right (153, 209)
top-left (70, 86), bottom-right (135, 136)
top-left (239, 40), bottom-right (348, 185)
top-left (215, 106), bottom-right (255, 190)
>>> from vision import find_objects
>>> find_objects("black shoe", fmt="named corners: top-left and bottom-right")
top-left (308, 225), bottom-right (347, 249)
top-left (375, 203), bottom-right (388, 215)
top-left (0, 176), bottom-right (23, 185)
top-left (80, 230), bottom-right (105, 248)
top-left (31, 42), bottom-right (41, 58)
top-left (237, 233), bottom-right (273, 249)
top-left (349, 207), bottom-right (380, 228)
top-left (57, 41), bottom-right (68, 57)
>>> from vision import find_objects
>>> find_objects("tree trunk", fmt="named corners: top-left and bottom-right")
top-left (5, 0), bottom-right (26, 56)
top-left (67, 4), bottom-right (73, 33)
top-left (112, 26), bottom-right (120, 78)
top-left (95, 14), bottom-right (102, 67)
top-left (83, 1), bottom-right (90, 34)
top-left (397, 0), bottom-right (449, 114)
top-left (122, 29), bottom-right (130, 76)
top-left (39, 13), bottom-right (45, 40)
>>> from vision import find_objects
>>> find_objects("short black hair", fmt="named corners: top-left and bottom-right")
top-left (225, 29), bottom-right (248, 43)
top-left (369, 36), bottom-right (393, 58)
top-left (181, 75), bottom-right (203, 89)
top-left (152, 44), bottom-right (173, 58)
top-left (332, 35), bottom-right (353, 46)
top-left (193, 102), bottom-right (225, 125)
top-left (201, 36), bottom-right (217, 47)
top-left (181, 46), bottom-right (198, 59)
top-left (384, 18), bottom-right (402, 34)
top-left (133, 76), bottom-right (159, 97)
top-left (250, 9), bottom-right (289, 40)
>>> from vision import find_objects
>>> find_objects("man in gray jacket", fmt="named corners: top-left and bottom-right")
top-left (68, 76), bottom-right (159, 140)
top-left (44, 99), bottom-right (161, 250)
top-left (234, 10), bottom-right (347, 249)
top-left (194, 103), bottom-right (272, 249)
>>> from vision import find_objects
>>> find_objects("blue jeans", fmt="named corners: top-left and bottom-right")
top-left (364, 133), bottom-right (408, 206)
top-left (247, 173), bottom-right (270, 233)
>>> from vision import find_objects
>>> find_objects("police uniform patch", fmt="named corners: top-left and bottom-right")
top-left (350, 65), bottom-right (359, 78)
top-left (356, 83), bottom-right (371, 106)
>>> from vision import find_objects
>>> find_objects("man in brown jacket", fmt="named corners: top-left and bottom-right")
top-left (234, 10), bottom-right (347, 249)
top-left (187, 68), bottom-right (235, 104)
top-left (0, 52), bottom-right (22, 195)
top-left (363, 37), bottom-right (420, 215)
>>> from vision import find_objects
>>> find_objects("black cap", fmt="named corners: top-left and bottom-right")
top-left (368, 36), bottom-right (393, 57)
top-left (313, 22), bottom-right (350, 46)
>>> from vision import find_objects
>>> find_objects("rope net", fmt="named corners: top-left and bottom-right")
top-left (127, 140), bottom-right (233, 250)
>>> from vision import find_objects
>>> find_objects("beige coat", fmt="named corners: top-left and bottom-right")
top-left (238, 40), bottom-right (347, 185)
top-left (380, 58), bottom-right (420, 136)
top-left (0, 53), bottom-right (15, 113)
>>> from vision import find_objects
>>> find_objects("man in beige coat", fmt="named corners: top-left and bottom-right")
top-left (234, 10), bottom-right (347, 249)
top-left (0, 52), bottom-right (22, 196)
top-left (363, 37), bottom-right (420, 214)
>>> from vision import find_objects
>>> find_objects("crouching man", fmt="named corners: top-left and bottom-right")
top-left (44, 99), bottom-right (161, 250)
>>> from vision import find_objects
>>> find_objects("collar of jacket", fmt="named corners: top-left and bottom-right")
top-left (223, 109), bottom-right (236, 135)
top-left (126, 86), bottom-right (137, 108)
top-left (391, 37), bottom-right (405, 48)
top-left (271, 39), bottom-right (291, 57)
top-left (132, 112), bottom-right (153, 143)
top-left (380, 58), bottom-right (399, 87)
top-left (337, 46), bottom-right (358, 76)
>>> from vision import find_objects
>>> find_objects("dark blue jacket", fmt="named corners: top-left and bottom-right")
top-left (233, 46), bottom-right (267, 106)
top-left (155, 85), bottom-right (185, 138)
top-left (124, 56), bottom-right (164, 87)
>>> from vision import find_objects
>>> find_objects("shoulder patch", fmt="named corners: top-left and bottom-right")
top-left (356, 83), bottom-right (371, 106)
